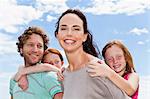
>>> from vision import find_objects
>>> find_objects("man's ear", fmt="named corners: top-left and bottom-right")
top-left (20, 48), bottom-right (23, 55)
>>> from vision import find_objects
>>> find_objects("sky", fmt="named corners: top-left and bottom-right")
top-left (0, 0), bottom-right (150, 99)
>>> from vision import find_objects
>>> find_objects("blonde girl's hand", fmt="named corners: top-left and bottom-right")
top-left (18, 75), bottom-right (28, 91)
top-left (57, 67), bottom-right (65, 81)
top-left (87, 59), bottom-right (112, 78)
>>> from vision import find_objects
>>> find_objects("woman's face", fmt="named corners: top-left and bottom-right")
top-left (105, 45), bottom-right (126, 75)
top-left (56, 13), bottom-right (87, 53)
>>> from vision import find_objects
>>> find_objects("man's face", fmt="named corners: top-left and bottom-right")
top-left (21, 34), bottom-right (44, 66)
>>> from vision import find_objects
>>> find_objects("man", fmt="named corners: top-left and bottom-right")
top-left (10, 26), bottom-right (63, 99)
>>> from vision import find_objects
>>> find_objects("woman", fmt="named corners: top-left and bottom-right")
top-left (55, 9), bottom-right (130, 99)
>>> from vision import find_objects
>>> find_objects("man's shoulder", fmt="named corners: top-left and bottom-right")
top-left (29, 72), bottom-right (57, 79)
top-left (29, 72), bottom-right (59, 85)
top-left (41, 72), bottom-right (57, 79)
top-left (41, 72), bottom-right (61, 86)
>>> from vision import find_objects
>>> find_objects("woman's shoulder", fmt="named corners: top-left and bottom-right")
top-left (124, 72), bottom-right (139, 81)
top-left (128, 72), bottom-right (139, 77)
top-left (129, 72), bottom-right (139, 79)
top-left (88, 54), bottom-right (102, 62)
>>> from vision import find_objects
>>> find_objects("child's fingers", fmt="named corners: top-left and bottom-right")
top-left (18, 75), bottom-right (28, 91)
top-left (57, 72), bottom-right (64, 81)
top-left (18, 84), bottom-right (28, 91)
top-left (87, 69), bottom-right (97, 77)
top-left (88, 59), bottom-right (104, 66)
top-left (87, 65), bottom-right (95, 69)
top-left (61, 67), bottom-right (65, 73)
top-left (97, 60), bottom-right (104, 64)
top-left (88, 73), bottom-right (97, 77)
top-left (86, 68), bottom-right (96, 73)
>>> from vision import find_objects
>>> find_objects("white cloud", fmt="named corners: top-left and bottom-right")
top-left (0, 0), bottom-right (17, 4)
top-left (0, 0), bottom-right (69, 33)
top-left (83, 0), bottom-right (150, 15)
top-left (46, 15), bottom-right (57, 22)
top-left (137, 41), bottom-right (145, 45)
top-left (0, 33), bottom-right (17, 55)
top-left (129, 28), bottom-right (149, 35)
top-left (0, 0), bottom-right (44, 33)
top-left (145, 39), bottom-right (150, 42)
top-left (0, 0), bottom-right (149, 34)
top-left (113, 29), bottom-right (120, 34)
top-left (35, 0), bottom-right (69, 14)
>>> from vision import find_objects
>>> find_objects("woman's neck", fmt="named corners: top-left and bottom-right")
top-left (66, 50), bottom-right (90, 71)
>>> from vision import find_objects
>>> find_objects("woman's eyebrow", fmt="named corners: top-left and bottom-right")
top-left (73, 25), bottom-right (80, 28)
top-left (60, 24), bottom-right (67, 27)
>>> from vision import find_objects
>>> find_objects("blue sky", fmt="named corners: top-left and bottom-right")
top-left (0, 0), bottom-right (150, 99)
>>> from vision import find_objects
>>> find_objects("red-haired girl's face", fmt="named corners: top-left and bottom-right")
top-left (105, 45), bottom-right (126, 76)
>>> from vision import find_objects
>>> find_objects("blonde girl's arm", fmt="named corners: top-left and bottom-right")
top-left (15, 63), bottom-right (60, 81)
top-left (108, 70), bottom-right (139, 96)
